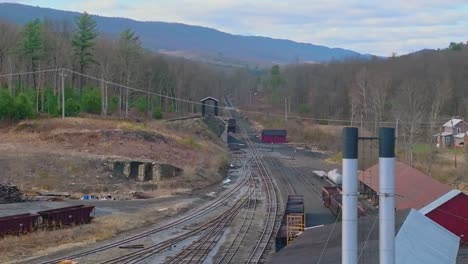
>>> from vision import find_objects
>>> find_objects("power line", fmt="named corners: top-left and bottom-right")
top-left (0, 68), bottom-right (60, 78)
top-left (0, 68), bottom-right (449, 125)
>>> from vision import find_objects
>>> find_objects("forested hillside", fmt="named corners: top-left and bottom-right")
top-left (258, 45), bottom-right (468, 133)
top-left (0, 3), bottom-right (369, 65)
top-left (0, 13), bottom-right (255, 120)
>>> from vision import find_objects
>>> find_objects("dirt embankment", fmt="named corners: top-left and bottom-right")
top-left (0, 117), bottom-right (229, 196)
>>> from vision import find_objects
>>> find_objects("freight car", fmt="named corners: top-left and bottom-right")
top-left (38, 205), bottom-right (95, 229)
top-left (321, 186), bottom-right (366, 217)
top-left (0, 213), bottom-right (40, 237)
top-left (275, 195), bottom-right (305, 252)
top-left (0, 205), bottom-right (95, 237)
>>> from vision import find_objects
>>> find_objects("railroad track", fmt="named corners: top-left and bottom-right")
top-left (226, 97), bottom-right (279, 264)
top-left (216, 160), bottom-right (258, 264)
top-left (166, 165), bottom-right (257, 264)
top-left (265, 156), bottom-right (296, 195)
top-left (101, 195), bottom-right (250, 264)
top-left (40, 160), bottom-right (251, 264)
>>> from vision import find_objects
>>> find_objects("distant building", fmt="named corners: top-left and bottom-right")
top-left (358, 161), bottom-right (452, 210)
top-left (200, 96), bottom-right (219, 116)
top-left (420, 190), bottom-right (468, 243)
top-left (261, 129), bottom-right (287, 144)
top-left (435, 118), bottom-right (468, 148)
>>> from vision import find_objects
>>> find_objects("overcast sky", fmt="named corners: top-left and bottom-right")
top-left (3, 0), bottom-right (468, 56)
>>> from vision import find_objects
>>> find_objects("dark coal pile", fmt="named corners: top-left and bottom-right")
top-left (0, 183), bottom-right (24, 203)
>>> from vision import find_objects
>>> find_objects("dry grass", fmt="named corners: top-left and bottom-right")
top-left (0, 202), bottom-right (189, 263)
top-left (1, 116), bottom-right (230, 195)
top-left (243, 111), bottom-right (341, 151)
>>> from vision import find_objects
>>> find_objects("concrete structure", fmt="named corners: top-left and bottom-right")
top-left (358, 161), bottom-right (452, 210)
top-left (201, 96), bottom-right (219, 116)
top-left (112, 161), bottom-right (182, 182)
top-left (261, 129), bottom-right (287, 143)
top-left (420, 190), bottom-right (468, 243)
top-left (435, 118), bottom-right (468, 148)
top-left (269, 209), bottom-right (460, 264)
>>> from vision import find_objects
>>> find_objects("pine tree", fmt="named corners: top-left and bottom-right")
top-left (17, 19), bottom-right (43, 89)
top-left (72, 12), bottom-right (98, 99)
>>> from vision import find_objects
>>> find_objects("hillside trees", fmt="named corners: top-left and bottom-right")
top-left (118, 28), bottom-right (142, 117)
top-left (72, 12), bottom-right (98, 98)
top-left (17, 19), bottom-right (43, 89)
top-left (0, 20), bottom-right (18, 74)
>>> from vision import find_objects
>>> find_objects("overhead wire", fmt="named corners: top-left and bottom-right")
top-left (316, 208), bottom-right (342, 264)
top-left (0, 67), bottom-right (448, 125)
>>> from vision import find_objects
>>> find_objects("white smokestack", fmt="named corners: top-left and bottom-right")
top-left (342, 127), bottom-right (359, 264)
top-left (379, 128), bottom-right (396, 264)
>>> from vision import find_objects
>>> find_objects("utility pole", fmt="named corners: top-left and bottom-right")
top-left (285, 97), bottom-right (288, 124)
top-left (288, 96), bottom-right (291, 114)
top-left (395, 117), bottom-right (399, 146)
top-left (249, 91), bottom-right (252, 105)
top-left (61, 69), bottom-right (65, 119)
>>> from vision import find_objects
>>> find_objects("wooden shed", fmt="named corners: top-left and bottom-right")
top-left (201, 96), bottom-right (219, 116)
top-left (261, 129), bottom-right (287, 144)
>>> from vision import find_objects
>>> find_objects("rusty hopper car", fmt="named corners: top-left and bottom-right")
top-left (275, 195), bottom-right (305, 252)
top-left (0, 213), bottom-right (40, 236)
top-left (321, 186), bottom-right (366, 217)
top-left (38, 205), bottom-right (95, 229)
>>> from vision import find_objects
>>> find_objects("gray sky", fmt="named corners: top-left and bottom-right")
top-left (4, 0), bottom-right (468, 56)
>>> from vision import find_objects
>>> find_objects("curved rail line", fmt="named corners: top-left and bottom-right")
top-left (226, 97), bottom-right (279, 264)
top-left (40, 162), bottom-right (251, 264)
top-left (215, 159), bottom-right (258, 264)
top-left (165, 168), bottom-right (256, 264)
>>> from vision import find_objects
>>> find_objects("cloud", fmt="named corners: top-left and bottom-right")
top-left (8, 0), bottom-right (468, 55)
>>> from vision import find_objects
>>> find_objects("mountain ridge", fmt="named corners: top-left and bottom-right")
top-left (0, 3), bottom-right (372, 65)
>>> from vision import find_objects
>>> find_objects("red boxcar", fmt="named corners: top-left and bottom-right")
top-left (38, 205), bottom-right (95, 229)
top-left (261, 129), bottom-right (287, 144)
top-left (321, 186), bottom-right (366, 217)
top-left (0, 213), bottom-right (40, 236)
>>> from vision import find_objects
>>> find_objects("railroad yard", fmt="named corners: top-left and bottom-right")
top-left (0, 97), bottom-right (346, 264)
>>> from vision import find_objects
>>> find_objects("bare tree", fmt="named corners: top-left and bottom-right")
top-left (395, 79), bottom-right (426, 167)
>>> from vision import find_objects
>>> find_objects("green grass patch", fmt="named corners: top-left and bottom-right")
top-left (412, 143), bottom-right (432, 154)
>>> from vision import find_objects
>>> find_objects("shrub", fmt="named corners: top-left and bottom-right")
top-left (0, 90), bottom-right (15, 120)
top-left (81, 88), bottom-right (101, 114)
top-left (108, 95), bottom-right (119, 113)
top-left (64, 98), bottom-right (80, 117)
top-left (298, 104), bottom-right (311, 114)
top-left (43, 88), bottom-right (59, 116)
top-left (152, 107), bottom-right (163, 119)
top-left (14, 93), bottom-right (35, 120)
top-left (134, 96), bottom-right (148, 113)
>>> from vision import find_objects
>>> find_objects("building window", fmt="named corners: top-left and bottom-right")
top-left (457, 127), bottom-right (461, 134)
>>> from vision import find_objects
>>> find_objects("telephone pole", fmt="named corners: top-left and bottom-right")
top-left (60, 69), bottom-right (66, 119)
top-left (285, 97), bottom-right (288, 124)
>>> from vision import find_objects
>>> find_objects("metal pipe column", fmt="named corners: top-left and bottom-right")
top-left (379, 128), bottom-right (396, 264)
top-left (342, 127), bottom-right (359, 264)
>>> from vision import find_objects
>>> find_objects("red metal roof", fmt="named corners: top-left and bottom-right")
top-left (423, 192), bottom-right (468, 243)
top-left (358, 161), bottom-right (452, 210)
